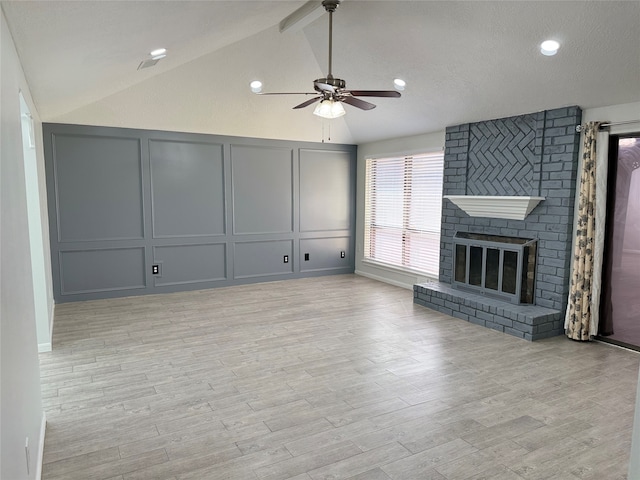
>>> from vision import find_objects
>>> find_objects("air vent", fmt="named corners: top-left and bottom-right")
top-left (137, 58), bottom-right (161, 70)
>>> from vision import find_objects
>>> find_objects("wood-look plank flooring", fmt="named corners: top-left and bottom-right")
top-left (40, 274), bottom-right (640, 480)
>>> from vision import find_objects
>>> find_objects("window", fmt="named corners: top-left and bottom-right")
top-left (364, 152), bottom-right (444, 276)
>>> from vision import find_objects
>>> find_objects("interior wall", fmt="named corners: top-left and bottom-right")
top-left (43, 123), bottom-right (357, 302)
top-left (20, 94), bottom-right (53, 352)
top-left (582, 102), bottom-right (640, 128)
top-left (0, 9), bottom-right (46, 480)
top-left (355, 130), bottom-right (445, 289)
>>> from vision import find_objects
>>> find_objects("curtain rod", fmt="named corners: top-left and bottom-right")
top-left (575, 119), bottom-right (640, 133)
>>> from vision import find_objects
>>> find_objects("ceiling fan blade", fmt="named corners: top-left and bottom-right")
top-left (293, 97), bottom-right (322, 109)
top-left (344, 90), bottom-right (401, 98)
top-left (257, 92), bottom-right (317, 96)
top-left (341, 96), bottom-right (376, 110)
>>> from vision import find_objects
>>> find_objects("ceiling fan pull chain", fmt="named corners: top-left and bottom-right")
top-left (320, 119), bottom-right (331, 143)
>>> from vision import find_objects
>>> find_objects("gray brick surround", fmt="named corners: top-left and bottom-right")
top-left (414, 106), bottom-right (582, 340)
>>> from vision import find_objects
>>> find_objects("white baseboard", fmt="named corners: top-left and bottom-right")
top-left (49, 301), bottom-right (55, 333)
top-left (36, 412), bottom-right (46, 479)
top-left (39, 304), bottom-right (55, 353)
top-left (354, 269), bottom-right (414, 290)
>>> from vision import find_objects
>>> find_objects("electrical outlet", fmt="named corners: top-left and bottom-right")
top-left (340, 251), bottom-right (345, 258)
top-left (283, 255), bottom-right (289, 263)
top-left (25, 437), bottom-right (30, 474)
top-left (304, 253), bottom-right (310, 261)
top-left (152, 264), bottom-right (161, 276)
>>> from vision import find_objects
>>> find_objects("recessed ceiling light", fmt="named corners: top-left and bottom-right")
top-left (150, 48), bottom-right (167, 57)
top-left (393, 78), bottom-right (406, 91)
top-left (540, 40), bottom-right (560, 56)
top-left (250, 80), bottom-right (263, 93)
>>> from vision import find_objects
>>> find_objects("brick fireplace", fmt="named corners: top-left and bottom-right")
top-left (414, 106), bottom-right (582, 340)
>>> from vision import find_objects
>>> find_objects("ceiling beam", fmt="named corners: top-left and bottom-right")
top-left (279, 1), bottom-right (325, 33)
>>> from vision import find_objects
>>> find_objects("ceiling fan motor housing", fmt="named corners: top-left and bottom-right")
top-left (315, 77), bottom-right (346, 91)
top-left (322, 0), bottom-right (340, 13)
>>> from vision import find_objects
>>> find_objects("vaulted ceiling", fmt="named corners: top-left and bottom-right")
top-left (2, 1), bottom-right (639, 144)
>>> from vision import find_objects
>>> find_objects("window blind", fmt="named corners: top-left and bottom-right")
top-left (364, 152), bottom-right (444, 276)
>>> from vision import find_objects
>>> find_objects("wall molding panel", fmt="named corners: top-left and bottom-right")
top-left (149, 139), bottom-right (226, 239)
top-left (230, 144), bottom-right (295, 235)
top-left (233, 239), bottom-right (294, 279)
top-left (51, 133), bottom-right (145, 242)
top-left (152, 242), bottom-right (227, 287)
top-left (44, 124), bottom-right (357, 302)
top-left (58, 246), bottom-right (147, 295)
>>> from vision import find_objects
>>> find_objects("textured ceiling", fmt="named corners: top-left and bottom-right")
top-left (2, 0), bottom-right (639, 144)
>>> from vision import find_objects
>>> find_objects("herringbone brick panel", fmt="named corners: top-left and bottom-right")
top-left (467, 114), bottom-right (539, 196)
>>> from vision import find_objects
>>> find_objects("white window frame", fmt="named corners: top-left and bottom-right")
top-left (363, 152), bottom-right (444, 277)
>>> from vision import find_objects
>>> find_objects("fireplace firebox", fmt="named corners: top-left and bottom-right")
top-left (452, 232), bottom-right (537, 304)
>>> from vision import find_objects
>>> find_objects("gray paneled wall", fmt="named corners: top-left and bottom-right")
top-left (43, 124), bottom-right (356, 302)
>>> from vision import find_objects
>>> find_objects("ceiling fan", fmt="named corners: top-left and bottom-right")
top-left (257, 0), bottom-right (401, 118)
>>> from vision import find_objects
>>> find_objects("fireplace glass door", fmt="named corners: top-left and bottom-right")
top-left (469, 246), bottom-right (483, 286)
top-left (455, 244), bottom-right (466, 283)
top-left (452, 232), bottom-right (537, 304)
top-left (485, 248), bottom-right (500, 291)
top-left (503, 250), bottom-right (518, 295)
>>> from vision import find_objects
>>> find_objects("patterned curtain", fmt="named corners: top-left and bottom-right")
top-left (566, 122), bottom-right (601, 340)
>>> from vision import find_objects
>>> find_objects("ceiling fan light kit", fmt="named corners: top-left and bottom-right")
top-left (313, 99), bottom-right (345, 119)
top-left (257, 0), bottom-right (401, 118)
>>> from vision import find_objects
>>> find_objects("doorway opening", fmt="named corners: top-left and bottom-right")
top-left (598, 134), bottom-right (640, 350)
top-left (19, 92), bottom-right (51, 352)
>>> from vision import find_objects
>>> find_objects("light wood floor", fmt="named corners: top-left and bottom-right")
top-left (39, 274), bottom-right (640, 480)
